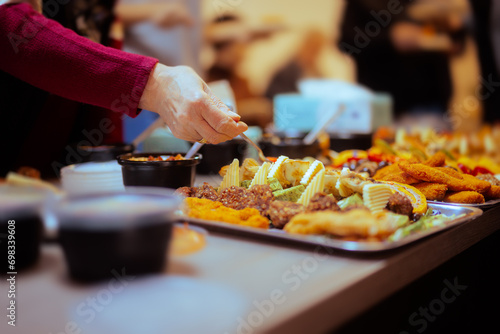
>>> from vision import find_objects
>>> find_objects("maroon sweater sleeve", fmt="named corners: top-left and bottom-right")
top-left (0, 3), bottom-right (159, 117)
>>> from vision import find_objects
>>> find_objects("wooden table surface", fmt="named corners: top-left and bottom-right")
top-left (1, 194), bottom-right (499, 334)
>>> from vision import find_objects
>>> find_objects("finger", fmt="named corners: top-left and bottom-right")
top-left (195, 118), bottom-right (234, 144)
top-left (201, 102), bottom-right (248, 139)
top-left (202, 84), bottom-right (241, 121)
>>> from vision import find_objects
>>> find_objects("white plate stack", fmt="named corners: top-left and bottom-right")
top-left (61, 161), bottom-right (125, 195)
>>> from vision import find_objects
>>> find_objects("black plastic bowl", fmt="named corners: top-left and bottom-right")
top-left (79, 143), bottom-right (134, 162)
top-left (118, 152), bottom-right (201, 188)
top-left (56, 188), bottom-right (180, 282)
top-left (259, 132), bottom-right (320, 159)
top-left (197, 139), bottom-right (247, 174)
top-left (329, 133), bottom-right (372, 151)
top-left (0, 186), bottom-right (51, 273)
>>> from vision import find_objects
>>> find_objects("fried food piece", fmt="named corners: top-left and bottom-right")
top-left (194, 182), bottom-right (219, 201)
top-left (399, 162), bottom-right (491, 193)
top-left (423, 152), bottom-right (446, 167)
top-left (268, 201), bottom-right (305, 229)
top-left (476, 174), bottom-right (500, 186)
top-left (374, 162), bottom-right (419, 184)
top-left (461, 174), bottom-right (491, 194)
top-left (284, 209), bottom-right (407, 239)
top-left (435, 167), bottom-right (463, 179)
top-left (183, 197), bottom-right (269, 228)
top-left (484, 185), bottom-right (500, 200)
top-left (412, 182), bottom-right (448, 201)
top-left (218, 185), bottom-right (275, 216)
top-left (306, 192), bottom-right (340, 212)
top-left (248, 184), bottom-right (275, 216)
top-left (385, 193), bottom-right (413, 217)
top-left (16, 166), bottom-right (41, 179)
top-left (373, 163), bottom-right (401, 180)
top-left (218, 186), bottom-right (251, 210)
top-left (443, 191), bottom-right (485, 204)
top-left (175, 187), bottom-right (194, 197)
top-left (379, 170), bottom-right (420, 184)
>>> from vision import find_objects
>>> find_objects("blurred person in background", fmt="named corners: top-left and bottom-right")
top-left (114, 0), bottom-right (202, 143)
top-left (0, 0), bottom-right (246, 178)
top-left (468, 0), bottom-right (500, 124)
top-left (340, 0), bottom-right (467, 129)
top-left (265, 29), bottom-right (337, 100)
top-left (205, 15), bottom-right (273, 128)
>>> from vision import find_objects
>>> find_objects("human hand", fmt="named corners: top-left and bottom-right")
top-left (139, 64), bottom-right (248, 144)
top-left (151, 3), bottom-right (193, 28)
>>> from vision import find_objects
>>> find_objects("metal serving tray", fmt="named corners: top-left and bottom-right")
top-left (428, 198), bottom-right (500, 210)
top-left (175, 203), bottom-right (482, 252)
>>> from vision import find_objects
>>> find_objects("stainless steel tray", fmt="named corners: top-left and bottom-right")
top-left (175, 203), bottom-right (483, 252)
top-left (428, 198), bottom-right (500, 210)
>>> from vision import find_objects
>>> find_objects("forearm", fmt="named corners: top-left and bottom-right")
top-left (114, 3), bottom-right (161, 26)
top-left (0, 3), bottom-right (158, 117)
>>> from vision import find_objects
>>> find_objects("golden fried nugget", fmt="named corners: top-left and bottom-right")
top-left (443, 191), bottom-right (485, 204)
top-left (484, 185), bottom-right (500, 200)
top-left (423, 152), bottom-right (446, 167)
top-left (374, 162), bottom-right (419, 184)
top-left (284, 209), bottom-right (408, 239)
top-left (183, 197), bottom-right (269, 229)
top-left (461, 174), bottom-right (491, 194)
top-left (399, 162), bottom-right (491, 193)
top-left (435, 167), bottom-right (464, 179)
top-left (373, 163), bottom-right (400, 180)
top-left (379, 170), bottom-right (420, 184)
top-left (412, 182), bottom-right (448, 201)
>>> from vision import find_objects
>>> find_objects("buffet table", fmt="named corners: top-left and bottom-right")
top-left (1, 196), bottom-right (499, 334)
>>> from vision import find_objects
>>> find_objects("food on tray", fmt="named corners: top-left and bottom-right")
top-left (128, 154), bottom-right (185, 161)
top-left (267, 155), bottom-right (289, 186)
top-left (282, 159), bottom-right (311, 187)
top-left (239, 158), bottom-right (260, 181)
top-left (306, 192), bottom-right (340, 212)
top-left (383, 182), bottom-right (428, 215)
top-left (268, 201), bottom-right (305, 228)
top-left (178, 154), bottom-right (471, 242)
top-left (399, 162), bottom-right (491, 193)
top-left (297, 169), bottom-right (325, 206)
top-left (412, 182), bottom-right (448, 201)
top-left (250, 162), bottom-right (271, 187)
top-left (385, 193), bottom-right (413, 217)
top-left (389, 209), bottom-right (463, 241)
top-left (273, 185), bottom-right (305, 202)
top-left (337, 193), bottom-right (364, 210)
top-left (220, 159), bottom-right (240, 191)
top-left (300, 160), bottom-right (324, 186)
top-left (443, 191), bottom-right (485, 204)
top-left (371, 151), bottom-right (500, 204)
top-left (183, 197), bottom-right (268, 229)
top-left (362, 184), bottom-right (393, 213)
top-left (371, 125), bottom-right (500, 174)
top-left (284, 209), bottom-right (409, 240)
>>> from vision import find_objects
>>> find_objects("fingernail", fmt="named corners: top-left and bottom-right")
top-left (228, 111), bottom-right (240, 119)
